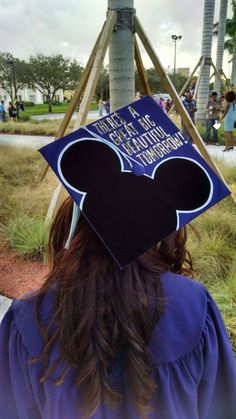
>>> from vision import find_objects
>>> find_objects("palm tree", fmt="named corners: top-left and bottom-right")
top-left (224, 1), bottom-right (236, 85)
top-left (214, 0), bottom-right (228, 93)
top-left (108, 0), bottom-right (135, 112)
top-left (196, 0), bottom-right (216, 122)
top-left (213, 0), bottom-right (236, 87)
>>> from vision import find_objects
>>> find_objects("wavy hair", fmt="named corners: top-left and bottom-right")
top-left (224, 90), bottom-right (236, 103)
top-left (34, 197), bottom-right (193, 418)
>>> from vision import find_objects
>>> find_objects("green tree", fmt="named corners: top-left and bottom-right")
top-left (135, 66), bottom-right (188, 96)
top-left (67, 60), bottom-right (84, 90)
top-left (95, 65), bottom-right (109, 101)
top-left (0, 52), bottom-right (30, 101)
top-left (28, 54), bottom-right (72, 112)
top-left (135, 67), bottom-right (162, 95)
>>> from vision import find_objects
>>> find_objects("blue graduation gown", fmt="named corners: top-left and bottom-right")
top-left (0, 272), bottom-right (236, 419)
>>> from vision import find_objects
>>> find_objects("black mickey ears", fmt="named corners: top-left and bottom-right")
top-left (154, 158), bottom-right (211, 211)
top-left (58, 139), bottom-right (211, 266)
top-left (59, 139), bottom-right (122, 192)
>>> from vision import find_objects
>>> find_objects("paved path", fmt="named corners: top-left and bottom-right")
top-left (32, 110), bottom-right (100, 120)
top-left (0, 134), bottom-right (235, 165)
top-left (0, 133), bottom-right (53, 149)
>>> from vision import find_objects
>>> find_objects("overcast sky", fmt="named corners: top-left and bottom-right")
top-left (0, 0), bottom-right (233, 76)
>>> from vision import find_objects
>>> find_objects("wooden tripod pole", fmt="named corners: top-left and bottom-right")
top-left (37, 27), bottom-right (105, 182)
top-left (209, 72), bottom-right (215, 81)
top-left (168, 58), bottom-right (202, 115)
top-left (134, 37), bottom-right (151, 96)
top-left (73, 10), bottom-right (116, 130)
top-left (44, 11), bottom-right (116, 223)
top-left (211, 60), bottom-right (228, 92)
top-left (220, 69), bottom-right (230, 87)
top-left (134, 15), bottom-right (226, 182)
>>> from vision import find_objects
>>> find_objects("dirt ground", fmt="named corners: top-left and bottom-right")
top-left (0, 248), bottom-right (48, 299)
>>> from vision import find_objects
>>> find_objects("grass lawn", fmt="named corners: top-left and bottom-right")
top-left (23, 101), bottom-right (98, 116)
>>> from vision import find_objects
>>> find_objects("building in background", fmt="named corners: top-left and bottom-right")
top-left (0, 87), bottom-right (64, 104)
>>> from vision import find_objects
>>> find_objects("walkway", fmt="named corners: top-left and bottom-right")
top-left (0, 134), bottom-right (235, 165)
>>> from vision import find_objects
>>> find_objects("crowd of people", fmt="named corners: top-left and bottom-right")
top-left (179, 89), bottom-right (236, 151)
top-left (0, 100), bottom-right (25, 122)
top-left (153, 95), bottom-right (172, 113)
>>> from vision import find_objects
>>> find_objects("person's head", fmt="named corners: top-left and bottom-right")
top-left (210, 91), bottom-right (217, 101)
top-left (36, 197), bottom-right (193, 418)
top-left (186, 91), bottom-right (193, 101)
top-left (224, 90), bottom-right (236, 103)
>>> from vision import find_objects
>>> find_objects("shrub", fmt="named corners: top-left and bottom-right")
top-left (0, 146), bottom-right (57, 223)
top-left (18, 114), bottom-right (31, 122)
top-left (43, 100), bottom-right (62, 105)
top-left (0, 212), bottom-right (49, 261)
top-left (24, 101), bottom-right (35, 107)
top-left (211, 265), bottom-right (236, 352)
top-left (188, 205), bottom-right (236, 286)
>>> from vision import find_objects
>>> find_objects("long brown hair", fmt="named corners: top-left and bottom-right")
top-left (35, 197), bottom-right (193, 418)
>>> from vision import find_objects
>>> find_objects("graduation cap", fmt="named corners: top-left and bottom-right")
top-left (40, 96), bottom-right (230, 268)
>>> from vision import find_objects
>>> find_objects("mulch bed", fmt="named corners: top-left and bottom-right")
top-left (0, 248), bottom-right (48, 299)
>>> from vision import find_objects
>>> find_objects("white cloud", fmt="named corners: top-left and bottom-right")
top-left (0, 0), bottom-right (232, 73)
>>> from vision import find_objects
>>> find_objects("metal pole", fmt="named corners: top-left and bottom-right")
top-left (173, 40), bottom-right (176, 86)
top-left (171, 35), bottom-right (182, 87)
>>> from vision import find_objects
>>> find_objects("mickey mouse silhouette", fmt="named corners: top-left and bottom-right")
top-left (59, 139), bottom-right (211, 267)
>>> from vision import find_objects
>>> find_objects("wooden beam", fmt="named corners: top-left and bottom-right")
top-left (211, 60), bottom-right (228, 92)
top-left (134, 36), bottom-right (151, 96)
top-left (168, 58), bottom-right (201, 114)
top-left (73, 10), bottom-right (116, 130)
top-left (37, 27), bottom-right (105, 182)
top-left (134, 15), bottom-right (226, 182)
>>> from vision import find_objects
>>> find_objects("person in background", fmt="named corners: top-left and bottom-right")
top-left (204, 91), bottom-right (222, 145)
top-left (98, 98), bottom-right (104, 117)
top-left (181, 90), bottom-right (197, 143)
top-left (1, 100), bottom-right (6, 122)
top-left (158, 97), bottom-right (165, 111)
top-left (221, 90), bottom-right (236, 151)
top-left (105, 99), bottom-right (110, 114)
top-left (165, 98), bottom-right (171, 113)
top-left (19, 101), bottom-right (25, 112)
top-left (8, 102), bottom-right (17, 122)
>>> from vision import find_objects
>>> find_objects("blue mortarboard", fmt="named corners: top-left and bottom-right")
top-left (39, 96), bottom-right (230, 268)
